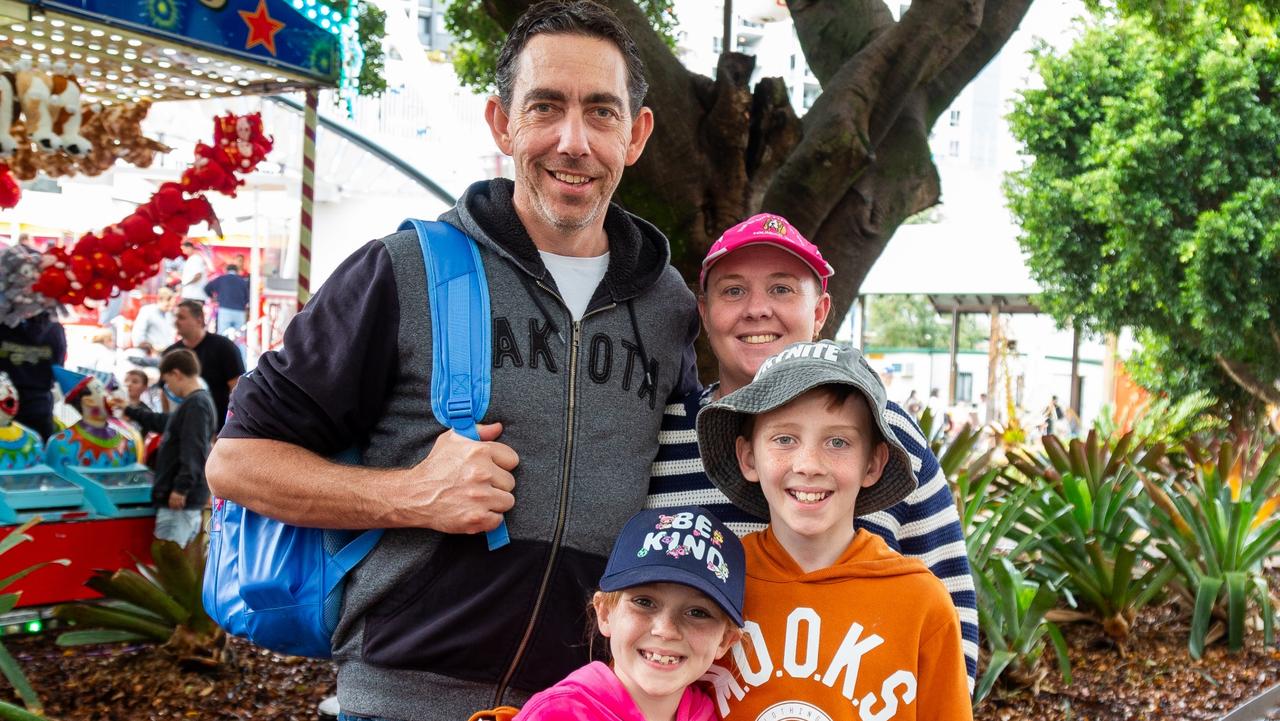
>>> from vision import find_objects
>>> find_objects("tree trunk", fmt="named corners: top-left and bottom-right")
top-left (483, 0), bottom-right (1035, 377)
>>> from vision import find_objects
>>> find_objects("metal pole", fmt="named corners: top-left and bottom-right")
top-left (986, 306), bottom-right (999, 424)
top-left (297, 87), bottom-right (319, 308)
top-left (858, 295), bottom-right (867, 350)
top-left (948, 308), bottom-right (960, 405)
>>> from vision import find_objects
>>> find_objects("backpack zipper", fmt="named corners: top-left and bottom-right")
top-left (492, 293), bottom-right (616, 705)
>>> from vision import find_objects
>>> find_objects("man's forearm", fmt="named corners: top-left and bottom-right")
top-left (206, 437), bottom-right (407, 529)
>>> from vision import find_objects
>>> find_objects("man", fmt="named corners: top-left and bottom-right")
top-left (166, 300), bottom-right (244, 432)
top-left (0, 311), bottom-right (66, 440)
top-left (131, 287), bottom-right (178, 353)
top-left (203, 264), bottom-right (249, 333)
top-left (178, 240), bottom-right (208, 302)
top-left (205, 3), bottom-right (697, 720)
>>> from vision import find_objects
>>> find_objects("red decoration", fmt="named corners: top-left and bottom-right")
top-left (31, 112), bottom-right (273, 306)
top-left (0, 163), bottom-right (18, 209)
top-left (240, 0), bottom-right (286, 56)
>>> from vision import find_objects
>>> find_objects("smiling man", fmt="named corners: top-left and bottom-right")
top-left (205, 2), bottom-right (699, 720)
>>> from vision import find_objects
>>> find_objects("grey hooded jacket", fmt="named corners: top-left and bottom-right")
top-left (223, 179), bottom-right (699, 720)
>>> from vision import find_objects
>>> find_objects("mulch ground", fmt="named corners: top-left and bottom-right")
top-left (3, 599), bottom-right (1279, 721)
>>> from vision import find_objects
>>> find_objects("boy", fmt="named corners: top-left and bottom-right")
top-left (124, 348), bottom-right (215, 546)
top-left (695, 340), bottom-right (971, 720)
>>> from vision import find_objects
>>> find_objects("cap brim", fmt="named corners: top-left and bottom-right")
top-left (600, 565), bottom-right (745, 627)
top-left (696, 367), bottom-right (917, 519)
top-left (700, 239), bottom-right (833, 289)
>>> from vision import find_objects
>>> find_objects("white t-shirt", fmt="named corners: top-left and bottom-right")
top-left (180, 254), bottom-right (208, 301)
top-left (539, 250), bottom-right (609, 321)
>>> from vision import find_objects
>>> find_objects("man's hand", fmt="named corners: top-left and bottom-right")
top-left (399, 422), bottom-right (519, 534)
top-left (168, 491), bottom-right (187, 510)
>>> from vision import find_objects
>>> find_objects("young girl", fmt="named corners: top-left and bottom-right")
top-left (514, 506), bottom-right (745, 721)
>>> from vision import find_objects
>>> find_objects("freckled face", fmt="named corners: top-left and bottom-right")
top-left (596, 584), bottom-right (738, 711)
top-left (486, 34), bottom-right (654, 244)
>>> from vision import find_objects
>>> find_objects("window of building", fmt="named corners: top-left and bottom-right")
top-left (949, 109), bottom-right (961, 127)
top-left (802, 84), bottom-right (820, 109)
top-left (957, 373), bottom-right (973, 403)
top-left (790, 54), bottom-right (797, 70)
top-left (712, 36), bottom-right (721, 53)
top-left (418, 15), bottom-right (432, 46)
top-left (948, 140), bottom-right (960, 157)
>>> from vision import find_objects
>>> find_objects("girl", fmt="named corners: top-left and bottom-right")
top-left (514, 506), bottom-right (744, 721)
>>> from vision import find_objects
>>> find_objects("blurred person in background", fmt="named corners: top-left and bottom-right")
top-left (166, 300), bottom-right (243, 431)
top-left (204, 263), bottom-right (249, 333)
top-left (131, 287), bottom-right (178, 353)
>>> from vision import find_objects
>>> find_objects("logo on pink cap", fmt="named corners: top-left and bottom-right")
top-left (699, 213), bottom-right (835, 290)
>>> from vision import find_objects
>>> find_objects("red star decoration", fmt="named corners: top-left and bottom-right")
top-left (240, 0), bottom-right (285, 56)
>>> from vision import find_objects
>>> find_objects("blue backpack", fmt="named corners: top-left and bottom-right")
top-left (203, 219), bottom-right (509, 659)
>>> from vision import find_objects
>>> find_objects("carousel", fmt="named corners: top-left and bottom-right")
top-left (0, 0), bottom-right (354, 613)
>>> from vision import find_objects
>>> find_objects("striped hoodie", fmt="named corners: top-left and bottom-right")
top-left (646, 386), bottom-right (979, 693)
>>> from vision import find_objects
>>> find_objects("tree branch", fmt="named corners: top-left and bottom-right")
top-left (925, 0), bottom-right (1035, 124)
top-left (1216, 355), bottom-right (1280, 406)
top-left (789, 0), bottom-right (896, 85)
top-left (762, 0), bottom-right (977, 237)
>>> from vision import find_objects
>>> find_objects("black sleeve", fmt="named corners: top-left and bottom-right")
top-left (173, 401), bottom-right (214, 496)
top-left (48, 320), bottom-right (67, 366)
top-left (219, 240), bottom-right (401, 456)
top-left (124, 404), bottom-right (169, 434)
top-left (670, 303), bottom-right (701, 400)
top-left (220, 335), bottom-right (246, 380)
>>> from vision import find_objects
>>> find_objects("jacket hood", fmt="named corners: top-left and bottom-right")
top-left (441, 178), bottom-right (674, 303)
top-left (747, 527), bottom-right (934, 584)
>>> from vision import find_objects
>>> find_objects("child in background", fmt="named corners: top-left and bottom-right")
top-left (512, 506), bottom-right (744, 721)
top-left (696, 340), bottom-right (972, 720)
top-left (124, 348), bottom-right (215, 546)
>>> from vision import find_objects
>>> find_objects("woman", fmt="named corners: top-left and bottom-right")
top-left (646, 213), bottom-right (979, 692)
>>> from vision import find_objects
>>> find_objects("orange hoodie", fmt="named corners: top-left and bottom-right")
top-left (702, 528), bottom-right (971, 721)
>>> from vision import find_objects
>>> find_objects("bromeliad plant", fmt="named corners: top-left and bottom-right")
top-left (54, 533), bottom-right (229, 669)
top-left (1008, 431), bottom-right (1176, 642)
top-left (1141, 438), bottom-right (1280, 658)
top-left (0, 518), bottom-right (68, 716)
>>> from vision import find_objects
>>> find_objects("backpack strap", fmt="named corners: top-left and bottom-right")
top-left (399, 219), bottom-right (508, 551)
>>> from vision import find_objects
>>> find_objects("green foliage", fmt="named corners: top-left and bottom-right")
top-left (1093, 389), bottom-right (1225, 451)
top-left (445, 0), bottom-right (679, 96)
top-left (54, 534), bottom-right (227, 668)
top-left (865, 295), bottom-right (986, 352)
top-left (1140, 438), bottom-right (1280, 657)
top-left (0, 518), bottom-right (68, 714)
top-left (1007, 433), bottom-right (1176, 640)
top-left (974, 556), bottom-right (1072, 703)
top-left (1005, 13), bottom-right (1280, 410)
top-left (319, 0), bottom-right (387, 97)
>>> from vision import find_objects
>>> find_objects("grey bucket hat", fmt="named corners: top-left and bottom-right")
top-left (695, 341), bottom-right (917, 519)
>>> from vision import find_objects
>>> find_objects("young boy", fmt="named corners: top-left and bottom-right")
top-left (124, 348), bottom-right (216, 546)
top-left (695, 340), bottom-right (971, 720)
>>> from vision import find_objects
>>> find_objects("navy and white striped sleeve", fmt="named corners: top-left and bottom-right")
top-left (863, 401), bottom-right (978, 694)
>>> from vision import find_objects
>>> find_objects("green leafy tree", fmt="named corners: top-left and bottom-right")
top-left (1005, 12), bottom-right (1280, 410)
top-left (320, 0), bottom-right (387, 97)
top-left (865, 295), bottom-right (986, 350)
top-left (441, 0), bottom-right (1045, 373)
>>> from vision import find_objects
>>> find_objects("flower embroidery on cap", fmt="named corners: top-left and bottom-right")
top-left (709, 559), bottom-right (730, 582)
top-left (711, 530), bottom-right (724, 547)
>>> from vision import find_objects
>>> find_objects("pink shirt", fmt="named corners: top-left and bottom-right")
top-left (514, 661), bottom-right (716, 721)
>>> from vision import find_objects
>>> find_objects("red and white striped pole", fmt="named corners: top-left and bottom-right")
top-left (297, 87), bottom-right (319, 308)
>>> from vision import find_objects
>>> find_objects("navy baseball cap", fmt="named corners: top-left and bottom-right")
top-left (600, 506), bottom-right (746, 627)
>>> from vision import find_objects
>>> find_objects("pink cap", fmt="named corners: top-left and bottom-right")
top-left (699, 213), bottom-right (834, 291)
